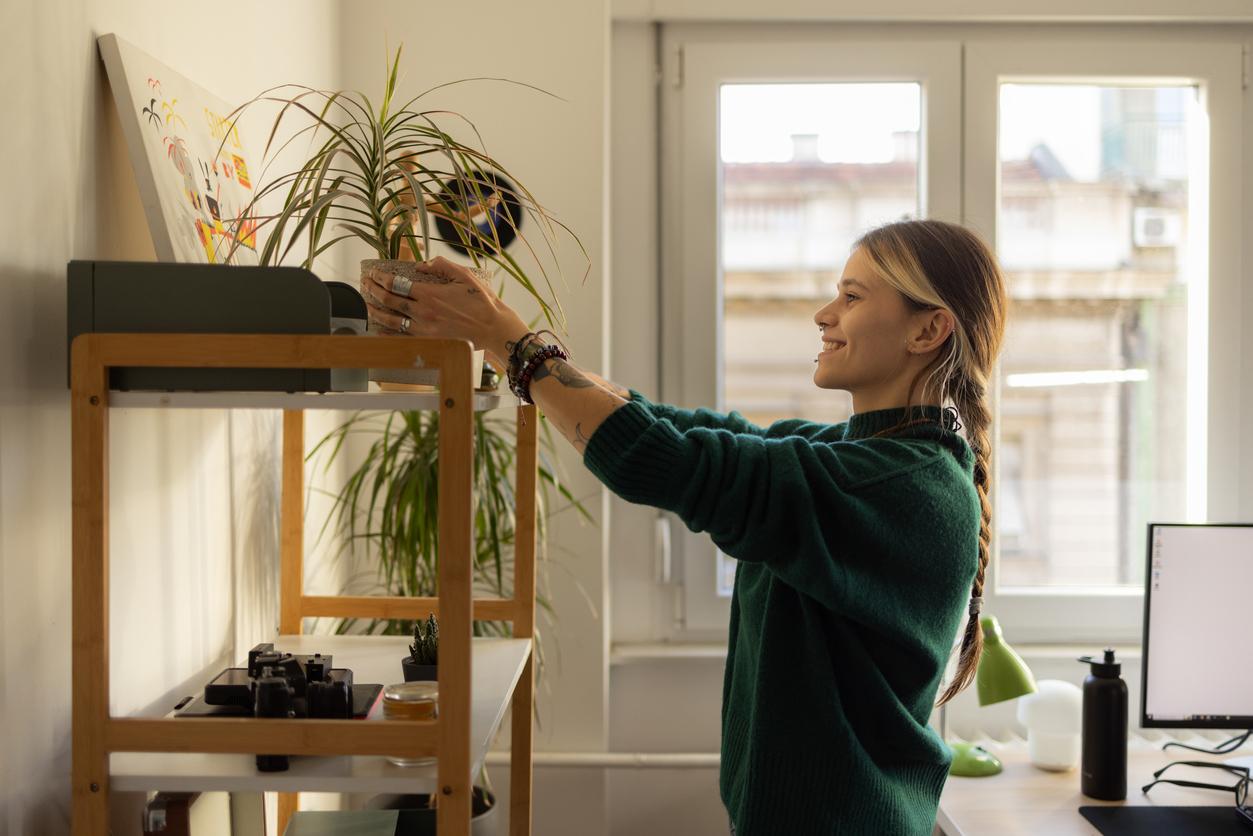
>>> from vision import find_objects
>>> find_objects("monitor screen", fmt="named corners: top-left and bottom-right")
top-left (1141, 523), bottom-right (1253, 728)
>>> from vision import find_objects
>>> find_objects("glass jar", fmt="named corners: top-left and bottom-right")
top-left (382, 681), bottom-right (438, 767)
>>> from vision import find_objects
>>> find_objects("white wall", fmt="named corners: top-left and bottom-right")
top-left (0, 3), bottom-right (341, 833)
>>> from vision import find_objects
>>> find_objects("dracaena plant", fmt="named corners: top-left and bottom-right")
top-left (311, 406), bottom-right (594, 722)
top-left (222, 45), bottom-right (588, 330)
top-left (217, 48), bottom-right (596, 726)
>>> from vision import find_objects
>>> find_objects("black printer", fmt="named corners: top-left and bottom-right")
top-left (66, 260), bottom-right (368, 392)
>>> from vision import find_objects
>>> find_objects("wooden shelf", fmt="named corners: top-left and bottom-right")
top-left (110, 635), bottom-right (530, 794)
top-left (72, 334), bottom-right (538, 836)
top-left (107, 387), bottom-right (504, 412)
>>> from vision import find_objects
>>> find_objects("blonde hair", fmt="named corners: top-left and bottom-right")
top-left (853, 219), bottom-right (1008, 706)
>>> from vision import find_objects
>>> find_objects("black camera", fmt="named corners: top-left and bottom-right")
top-left (203, 643), bottom-right (355, 771)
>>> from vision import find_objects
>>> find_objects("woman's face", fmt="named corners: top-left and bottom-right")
top-left (812, 246), bottom-right (921, 405)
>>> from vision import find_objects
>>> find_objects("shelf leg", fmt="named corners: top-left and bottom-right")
top-left (71, 338), bottom-right (111, 836)
top-left (510, 654), bottom-right (535, 836)
top-left (511, 403), bottom-right (537, 836)
top-left (437, 354), bottom-right (476, 836)
top-left (280, 410), bottom-right (304, 636)
top-left (277, 792), bottom-right (298, 835)
top-left (277, 407), bottom-right (305, 833)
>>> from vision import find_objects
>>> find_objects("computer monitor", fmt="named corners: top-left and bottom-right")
top-left (1141, 523), bottom-right (1253, 735)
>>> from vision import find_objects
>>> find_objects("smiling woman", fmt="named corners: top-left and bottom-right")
top-left (366, 220), bottom-right (1007, 835)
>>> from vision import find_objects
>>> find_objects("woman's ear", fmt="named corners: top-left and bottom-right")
top-left (907, 308), bottom-right (956, 355)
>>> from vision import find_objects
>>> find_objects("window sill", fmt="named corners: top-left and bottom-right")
top-left (610, 642), bottom-right (728, 665)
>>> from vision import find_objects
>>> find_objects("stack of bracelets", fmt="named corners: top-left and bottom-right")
top-left (506, 331), bottom-right (570, 405)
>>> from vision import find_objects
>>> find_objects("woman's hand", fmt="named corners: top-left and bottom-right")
top-left (363, 256), bottom-right (630, 455)
top-left (361, 256), bottom-right (529, 368)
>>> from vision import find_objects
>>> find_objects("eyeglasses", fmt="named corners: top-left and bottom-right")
top-left (1142, 760), bottom-right (1250, 806)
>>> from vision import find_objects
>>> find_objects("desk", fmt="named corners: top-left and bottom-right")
top-left (936, 737), bottom-right (1250, 835)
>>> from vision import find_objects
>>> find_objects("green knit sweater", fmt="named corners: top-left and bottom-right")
top-left (581, 391), bottom-right (981, 835)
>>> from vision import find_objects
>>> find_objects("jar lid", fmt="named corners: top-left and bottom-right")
top-left (384, 681), bottom-right (439, 703)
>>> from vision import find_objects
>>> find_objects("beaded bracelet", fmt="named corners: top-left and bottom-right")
top-left (506, 333), bottom-right (545, 395)
top-left (507, 331), bottom-right (540, 373)
top-left (512, 344), bottom-right (568, 405)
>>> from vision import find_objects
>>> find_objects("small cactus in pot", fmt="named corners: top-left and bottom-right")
top-left (402, 613), bottom-right (439, 682)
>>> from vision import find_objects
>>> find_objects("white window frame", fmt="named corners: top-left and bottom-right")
top-left (659, 27), bottom-right (1245, 643)
top-left (660, 31), bottom-right (962, 635)
top-left (964, 40), bottom-right (1244, 643)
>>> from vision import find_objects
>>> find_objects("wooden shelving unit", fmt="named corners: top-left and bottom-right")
top-left (70, 333), bottom-right (537, 836)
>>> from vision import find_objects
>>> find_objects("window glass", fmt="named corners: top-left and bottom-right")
top-left (996, 84), bottom-right (1196, 589)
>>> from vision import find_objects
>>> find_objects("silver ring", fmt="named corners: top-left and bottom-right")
top-left (391, 274), bottom-right (414, 298)
top-left (400, 317), bottom-right (411, 333)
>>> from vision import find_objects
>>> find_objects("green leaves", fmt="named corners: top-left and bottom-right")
top-left (310, 410), bottom-right (588, 686)
top-left (222, 45), bottom-right (585, 332)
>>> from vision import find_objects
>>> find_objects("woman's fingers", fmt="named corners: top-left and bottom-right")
top-left (367, 301), bottom-right (423, 335)
top-left (367, 276), bottom-right (437, 321)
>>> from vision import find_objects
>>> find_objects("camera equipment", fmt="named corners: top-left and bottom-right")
top-left (202, 643), bottom-right (356, 772)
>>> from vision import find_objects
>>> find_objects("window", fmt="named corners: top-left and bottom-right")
top-left (658, 29), bottom-right (1243, 643)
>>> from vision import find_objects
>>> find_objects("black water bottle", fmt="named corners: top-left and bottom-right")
top-left (1078, 648), bottom-right (1128, 800)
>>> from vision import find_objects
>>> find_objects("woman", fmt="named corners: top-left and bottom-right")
top-left (363, 218), bottom-right (1008, 835)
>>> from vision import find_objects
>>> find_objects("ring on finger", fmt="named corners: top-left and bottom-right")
top-left (400, 316), bottom-right (411, 333)
top-left (391, 274), bottom-right (414, 298)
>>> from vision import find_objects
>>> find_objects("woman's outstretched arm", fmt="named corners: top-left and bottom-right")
top-left (361, 257), bottom-right (632, 455)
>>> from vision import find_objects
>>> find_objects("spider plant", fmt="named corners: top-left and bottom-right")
top-left (310, 406), bottom-right (593, 717)
top-left (221, 44), bottom-right (589, 329)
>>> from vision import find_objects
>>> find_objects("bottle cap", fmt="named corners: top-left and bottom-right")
top-left (1077, 647), bottom-right (1121, 677)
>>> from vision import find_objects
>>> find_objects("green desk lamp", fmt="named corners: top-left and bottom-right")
top-left (945, 615), bottom-right (1037, 777)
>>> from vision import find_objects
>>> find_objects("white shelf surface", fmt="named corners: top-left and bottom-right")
top-left (110, 635), bottom-right (531, 794)
top-left (107, 386), bottom-right (504, 412)
top-left (105, 386), bottom-right (501, 411)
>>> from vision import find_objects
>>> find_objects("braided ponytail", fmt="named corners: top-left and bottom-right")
top-left (935, 373), bottom-right (993, 706)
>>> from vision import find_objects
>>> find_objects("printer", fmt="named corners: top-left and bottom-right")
top-left (66, 260), bottom-right (368, 392)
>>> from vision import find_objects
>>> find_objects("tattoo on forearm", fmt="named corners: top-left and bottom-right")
top-left (532, 359), bottom-right (595, 389)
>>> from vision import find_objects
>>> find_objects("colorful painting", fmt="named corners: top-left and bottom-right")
top-left (98, 34), bottom-right (260, 264)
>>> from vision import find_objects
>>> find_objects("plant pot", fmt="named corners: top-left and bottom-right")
top-left (401, 656), bottom-right (437, 682)
top-left (361, 259), bottom-right (485, 388)
top-left (367, 787), bottom-right (498, 836)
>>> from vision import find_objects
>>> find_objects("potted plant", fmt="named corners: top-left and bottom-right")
top-left (218, 48), bottom-right (594, 829)
top-left (222, 45), bottom-right (586, 335)
top-left (221, 43), bottom-right (593, 674)
top-left (402, 613), bottom-right (439, 681)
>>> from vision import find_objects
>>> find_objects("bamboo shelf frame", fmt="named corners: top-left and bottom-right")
top-left (70, 333), bottom-right (538, 836)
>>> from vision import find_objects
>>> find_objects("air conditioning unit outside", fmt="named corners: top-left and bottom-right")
top-left (1132, 207), bottom-right (1182, 248)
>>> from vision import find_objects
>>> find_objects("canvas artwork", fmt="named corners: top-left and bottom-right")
top-left (98, 33), bottom-right (260, 264)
